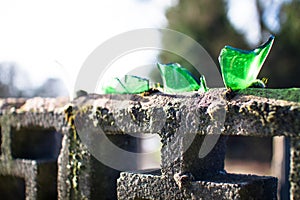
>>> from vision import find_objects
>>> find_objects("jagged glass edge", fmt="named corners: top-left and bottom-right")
top-left (157, 62), bottom-right (207, 93)
top-left (223, 35), bottom-right (275, 55)
top-left (219, 35), bottom-right (275, 90)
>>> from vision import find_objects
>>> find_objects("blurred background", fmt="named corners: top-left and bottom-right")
top-left (0, 0), bottom-right (299, 199)
top-left (1, 0), bottom-right (300, 96)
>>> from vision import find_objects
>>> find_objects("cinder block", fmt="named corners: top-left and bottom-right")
top-left (0, 159), bottom-right (58, 200)
top-left (0, 97), bottom-right (66, 200)
top-left (290, 137), bottom-right (300, 200)
top-left (1, 89), bottom-right (300, 199)
top-left (59, 100), bottom-right (141, 199)
top-left (117, 171), bottom-right (278, 200)
top-left (57, 124), bottom-right (139, 199)
top-left (161, 135), bottom-right (227, 179)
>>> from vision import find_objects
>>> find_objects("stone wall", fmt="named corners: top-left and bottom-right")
top-left (0, 88), bottom-right (299, 199)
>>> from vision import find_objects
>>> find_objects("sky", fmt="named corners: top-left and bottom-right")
top-left (0, 0), bottom-right (280, 96)
top-left (227, 0), bottom-right (261, 44)
top-left (0, 0), bottom-right (174, 95)
top-left (227, 0), bottom-right (287, 43)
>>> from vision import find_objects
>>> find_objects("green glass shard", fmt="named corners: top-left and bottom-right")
top-left (219, 35), bottom-right (275, 90)
top-left (103, 75), bottom-right (149, 94)
top-left (124, 75), bottom-right (149, 93)
top-left (199, 75), bottom-right (208, 93)
top-left (157, 63), bottom-right (208, 93)
top-left (103, 77), bottom-right (128, 94)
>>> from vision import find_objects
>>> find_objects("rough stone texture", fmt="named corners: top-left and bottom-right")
top-left (0, 97), bottom-right (138, 199)
top-left (160, 135), bottom-right (228, 180)
top-left (71, 88), bottom-right (300, 137)
top-left (0, 97), bottom-right (67, 200)
top-left (71, 89), bottom-right (299, 199)
top-left (117, 171), bottom-right (278, 200)
top-left (0, 159), bottom-right (58, 200)
top-left (290, 137), bottom-right (300, 200)
top-left (0, 88), bottom-right (299, 199)
top-left (225, 89), bottom-right (300, 137)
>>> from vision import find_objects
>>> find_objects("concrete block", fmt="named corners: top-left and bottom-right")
top-left (0, 98), bottom-right (66, 200)
top-left (0, 88), bottom-right (299, 199)
top-left (0, 159), bottom-right (58, 200)
top-left (117, 171), bottom-right (278, 200)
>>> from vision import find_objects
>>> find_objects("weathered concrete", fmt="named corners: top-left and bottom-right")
top-left (117, 171), bottom-right (277, 200)
top-left (0, 98), bottom-right (67, 200)
top-left (71, 88), bottom-right (299, 199)
top-left (0, 88), bottom-right (299, 199)
top-left (0, 159), bottom-right (58, 200)
top-left (71, 88), bottom-right (300, 137)
top-left (0, 97), bottom-right (139, 199)
top-left (290, 137), bottom-right (300, 200)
